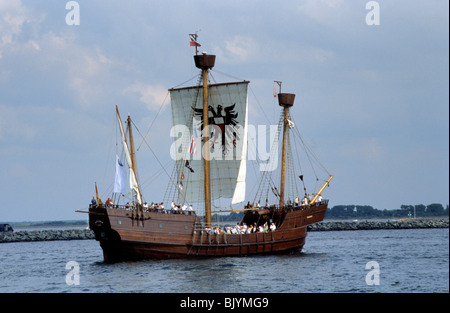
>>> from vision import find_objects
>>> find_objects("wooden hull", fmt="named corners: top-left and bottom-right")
top-left (89, 201), bottom-right (328, 262)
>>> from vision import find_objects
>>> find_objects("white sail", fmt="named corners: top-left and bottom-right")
top-left (169, 81), bottom-right (249, 205)
top-left (116, 111), bottom-right (143, 205)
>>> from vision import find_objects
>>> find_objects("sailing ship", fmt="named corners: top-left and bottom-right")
top-left (85, 38), bottom-right (333, 261)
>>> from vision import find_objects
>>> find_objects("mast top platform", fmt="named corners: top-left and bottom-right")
top-left (278, 93), bottom-right (295, 107)
top-left (194, 53), bottom-right (216, 70)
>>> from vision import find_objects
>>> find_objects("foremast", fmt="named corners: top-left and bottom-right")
top-left (194, 52), bottom-right (216, 228)
top-left (115, 105), bottom-right (143, 208)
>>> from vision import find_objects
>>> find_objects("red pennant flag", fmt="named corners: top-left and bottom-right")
top-left (189, 33), bottom-right (201, 47)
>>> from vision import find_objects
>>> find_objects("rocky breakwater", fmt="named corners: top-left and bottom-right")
top-left (0, 229), bottom-right (95, 243)
top-left (308, 218), bottom-right (449, 232)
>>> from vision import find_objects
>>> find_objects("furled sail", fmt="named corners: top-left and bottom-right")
top-left (169, 81), bottom-right (249, 205)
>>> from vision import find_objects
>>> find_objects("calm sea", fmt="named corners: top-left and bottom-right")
top-left (0, 228), bottom-right (448, 294)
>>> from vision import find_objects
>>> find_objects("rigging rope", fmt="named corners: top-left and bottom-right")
top-left (130, 119), bottom-right (172, 180)
top-left (136, 92), bottom-right (169, 152)
top-left (290, 115), bottom-right (330, 177)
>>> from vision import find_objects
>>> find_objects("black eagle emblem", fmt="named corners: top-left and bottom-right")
top-left (192, 104), bottom-right (239, 153)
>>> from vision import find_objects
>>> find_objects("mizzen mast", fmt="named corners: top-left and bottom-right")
top-left (277, 88), bottom-right (296, 208)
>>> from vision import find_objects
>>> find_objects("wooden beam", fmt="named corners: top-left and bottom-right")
top-left (310, 175), bottom-right (334, 204)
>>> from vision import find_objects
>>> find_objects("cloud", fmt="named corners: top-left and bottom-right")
top-left (67, 46), bottom-right (113, 107)
top-left (298, 0), bottom-right (349, 23)
top-left (14, 30), bottom-right (115, 108)
top-left (214, 36), bottom-right (260, 64)
top-left (0, 0), bottom-right (44, 58)
top-left (39, 32), bottom-right (114, 106)
top-left (295, 44), bottom-right (335, 65)
top-left (122, 83), bottom-right (169, 112)
top-left (1, 1), bottom-right (114, 108)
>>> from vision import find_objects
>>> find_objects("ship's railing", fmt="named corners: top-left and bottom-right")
top-left (284, 199), bottom-right (329, 212)
top-left (243, 199), bottom-right (329, 212)
top-left (89, 204), bottom-right (197, 216)
top-left (190, 199), bottom-right (329, 230)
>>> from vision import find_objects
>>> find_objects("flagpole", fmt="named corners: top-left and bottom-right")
top-left (189, 33), bottom-right (200, 55)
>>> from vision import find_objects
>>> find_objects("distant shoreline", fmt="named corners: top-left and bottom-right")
top-left (0, 229), bottom-right (94, 243)
top-left (4, 220), bottom-right (88, 230)
top-left (1, 217), bottom-right (448, 244)
top-left (308, 217), bottom-right (449, 232)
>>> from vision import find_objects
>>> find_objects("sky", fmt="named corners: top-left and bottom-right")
top-left (0, 0), bottom-right (448, 222)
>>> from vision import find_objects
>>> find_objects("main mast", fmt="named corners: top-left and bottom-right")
top-left (194, 52), bottom-right (216, 227)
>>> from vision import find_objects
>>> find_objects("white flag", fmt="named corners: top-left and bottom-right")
top-left (114, 155), bottom-right (126, 193)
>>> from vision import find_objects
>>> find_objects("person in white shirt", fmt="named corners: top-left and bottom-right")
top-left (302, 196), bottom-right (308, 205)
top-left (171, 201), bottom-right (179, 213)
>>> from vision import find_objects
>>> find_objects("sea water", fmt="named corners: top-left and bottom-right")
top-left (0, 228), bottom-right (448, 293)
